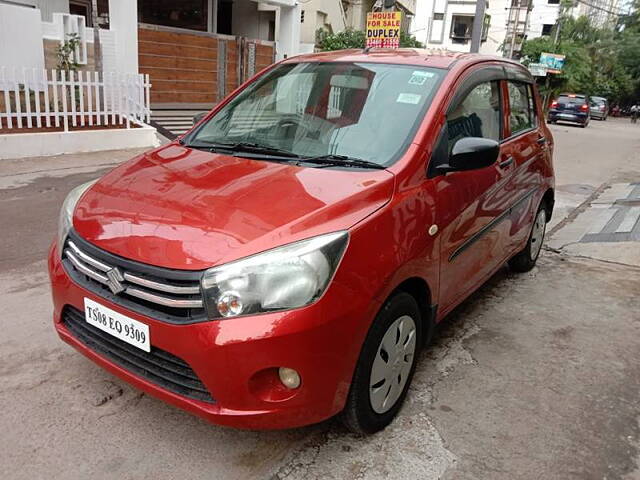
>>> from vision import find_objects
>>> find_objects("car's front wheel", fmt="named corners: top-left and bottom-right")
top-left (509, 204), bottom-right (547, 272)
top-left (341, 292), bottom-right (421, 434)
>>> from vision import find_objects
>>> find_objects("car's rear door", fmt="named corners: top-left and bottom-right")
top-left (430, 64), bottom-right (514, 314)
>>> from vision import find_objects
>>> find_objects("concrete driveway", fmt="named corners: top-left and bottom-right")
top-left (1, 118), bottom-right (639, 479)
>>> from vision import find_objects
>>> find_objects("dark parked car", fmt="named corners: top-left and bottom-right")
top-left (548, 93), bottom-right (590, 127)
top-left (589, 96), bottom-right (608, 120)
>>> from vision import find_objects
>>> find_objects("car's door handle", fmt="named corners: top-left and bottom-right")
top-left (537, 137), bottom-right (547, 145)
top-left (498, 157), bottom-right (514, 169)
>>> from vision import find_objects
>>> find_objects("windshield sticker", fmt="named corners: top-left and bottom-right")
top-left (408, 71), bottom-right (434, 86)
top-left (397, 93), bottom-right (422, 104)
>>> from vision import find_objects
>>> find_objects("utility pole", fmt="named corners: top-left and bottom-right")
top-left (470, 0), bottom-right (486, 53)
top-left (522, 0), bottom-right (532, 48)
top-left (508, 0), bottom-right (522, 58)
top-left (91, 0), bottom-right (102, 75)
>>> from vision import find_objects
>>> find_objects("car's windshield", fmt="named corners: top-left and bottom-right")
top-left (186, 62), bottom-right (444, 167)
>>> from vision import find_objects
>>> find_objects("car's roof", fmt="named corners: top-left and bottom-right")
top-left (591, 96), bottom-right (607, 101)
top-left (283, 48), bottom-right (525, 71)
top-left (559, 93), bottom-right (587, 98)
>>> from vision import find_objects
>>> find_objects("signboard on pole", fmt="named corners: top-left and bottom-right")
top-left (528, 63), bottom-right (548, 77)
top-left (366, 12), bottom-right (402, 48)
top-left (539, 53), bottom-right (565, 74)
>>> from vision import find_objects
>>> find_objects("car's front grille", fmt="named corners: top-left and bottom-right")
top-left (62, 230), bottom-right (207, 324)
top-left (62, 306), bottom-right (215, 403)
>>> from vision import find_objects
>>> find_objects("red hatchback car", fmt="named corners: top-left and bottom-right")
top-left (49, 50), bottom-right (554, 434)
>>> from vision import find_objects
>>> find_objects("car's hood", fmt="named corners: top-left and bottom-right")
top-left (73, 144), bottom-right (395, 270)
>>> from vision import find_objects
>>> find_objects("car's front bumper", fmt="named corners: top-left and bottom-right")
top-left (48, 242), bottom-right (377, 430)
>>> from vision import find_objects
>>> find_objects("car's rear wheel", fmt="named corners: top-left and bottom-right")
top-left (341, 292), bottom-right (421, 434)
top-left (509, 204), bottom-right (547, 273)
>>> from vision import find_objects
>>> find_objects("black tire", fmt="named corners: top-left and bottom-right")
top-left (509, 202), bottom-right (547, 273)
top-left (340, 292), bottom-right (422, 435)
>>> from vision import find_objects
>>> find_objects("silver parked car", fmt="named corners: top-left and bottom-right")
top-left (590, 96), bottom-right (609, 121)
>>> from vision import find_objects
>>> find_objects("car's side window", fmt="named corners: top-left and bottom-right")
top-left (447, 81), bottom-right (501, 151)
top-left (508, 81), bottom-right (536, 135)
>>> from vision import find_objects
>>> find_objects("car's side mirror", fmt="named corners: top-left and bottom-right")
top-left (436, 137), bottom-right (499, 174)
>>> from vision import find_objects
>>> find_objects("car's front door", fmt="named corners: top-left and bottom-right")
top-left (430, 66), bottom-right (515, 314)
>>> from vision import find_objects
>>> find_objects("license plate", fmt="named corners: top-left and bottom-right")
top-left (84, 298), bottom-right (150, 352)
top-left (559, 113), bottom-right (574, 119)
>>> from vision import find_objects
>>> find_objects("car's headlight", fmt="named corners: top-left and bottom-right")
top-left (201, 231), bottom-right (348, 318)
top-left (57, 180), bottom-right (97, 256)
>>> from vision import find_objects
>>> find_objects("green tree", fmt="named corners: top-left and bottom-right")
top-left (316, 29), bottom-right (366, 50)
top-left (520, 9), bottom-right (640, 105)
top-left (56, 33), bottom-right (81, 73)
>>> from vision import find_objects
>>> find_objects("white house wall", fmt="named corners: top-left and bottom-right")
top-left (482, 0), bottom-right (509, 55)
top-left (108, 0), bottom-right (138, 75)
top-left (528, 0), bottom-right (560, 38)
top-left (430, 0), bottom-right (448, 44)
top-left (233, 0), bottom-right (274, 39)
top-left (0, 3), bottom-right (45, 75)
top-left (100, 29), bottom-right (118, 74)
top-left (1, 0), bottom-right (69, 21)
top-left (412, 0), bottom-right (430, 44)
top-left (299, 0), bottom-right (346, 45)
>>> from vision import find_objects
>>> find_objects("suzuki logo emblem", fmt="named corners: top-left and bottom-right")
top-left (106, 267), bottom-right (126, 294)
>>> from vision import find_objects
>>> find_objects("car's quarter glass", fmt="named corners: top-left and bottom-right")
top-left (48, 50), bottom-right (555, 434)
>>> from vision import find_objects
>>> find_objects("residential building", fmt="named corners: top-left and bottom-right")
top-left (343, 0), bottom-right (416, 32)
top-left (503, 0), bottom-right (560, 57)
top-left (1, 0), bottom-right (349, 110)
top-left (572, 0), bottom-right (620, 27)
top-left (528, 0), bottom-right (561, 38)
top-left (0, 0), bottom-right (136, 77)
top-left (299, 0), bottom-right (347, 49)
top-left (411, 0), bottom-right (564, 58)
top-left (412, 0), bottom-right (495, 54)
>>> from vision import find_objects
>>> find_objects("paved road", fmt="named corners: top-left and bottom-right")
top-left (1, 118), bottom-right (639, 479)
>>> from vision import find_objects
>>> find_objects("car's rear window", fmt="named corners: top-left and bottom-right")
top-left (558, 95), bottom-right (586, 104)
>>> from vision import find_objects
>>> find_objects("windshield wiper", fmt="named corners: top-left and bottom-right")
top-left (182, 139), bottom-right (300, 158)
top-left (299, 154), bottom-right (386, 170)
top-left (181, 140), bottom-right (386, 170)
